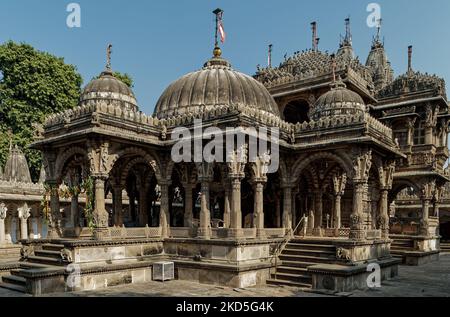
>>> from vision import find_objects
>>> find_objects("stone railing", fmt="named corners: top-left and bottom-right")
top-left (169, 227), bottom-right (196, 238)
top-left (109, 226), bottom-right (162, 239)
top-left (43, 100), bottom-right (294, 136)
top-left (242, 228), bottom-right (257, 239)
top-left (211, 228), bottom-right (229, 239)
top-left (390, 222), bottom-right (420, 235)
top-left (293, 112), bottom-right (393, 140)
top-left (0, 180), bottom-right (44, 191)
top-left (366, 229), bottom-right (382, 240)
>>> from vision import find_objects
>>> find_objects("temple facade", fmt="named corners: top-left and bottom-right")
top-left (0, 18), bottom-right (448, 295)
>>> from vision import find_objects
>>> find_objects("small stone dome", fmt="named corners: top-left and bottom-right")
top-left (154, 53), bottom-right (280, 119)
top-left (310, 81), bottom-right (367, 121)
top-left (3, 145), bottom-right (32, 183)
top-left (80, 69), bottom-right (138, 111)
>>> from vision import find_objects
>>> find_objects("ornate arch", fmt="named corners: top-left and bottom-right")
top-left (55, 146), bottom-right (88, 180)
top-left (119, 157), bottom-right (157, 185)
top-left (292, 152), bottom-right (352, 184)
top-left (108, 147), bottom-right (162, 182)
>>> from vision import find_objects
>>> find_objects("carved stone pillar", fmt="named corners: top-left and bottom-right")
top-left (197, 179), bottom-right (212, 239)
top-left (183, 183), bottom-right (194, 228)
top-left (229, 177), bottom-right (244, 238)
top-left (113, 186), bottom-right (123, 226)
top-left (350, 149), bottom-right (372, 241)
top-left (253, 181), bottom-right (266, 238)
top-left (18, 203), bottom-right (31, 241)
top-left (313, 190), bottom-right (323, 236)
top-left (223, 184), bottom-right (231, 229)
top-left (0, 203), bottom-right (7, 245)
top-left (350, 180), bottom-right (366, 240)
top-left (379, 189), bottom-right (390, 238)
top-left (48, 181), bottom-right (62, 239)
top-left (159, 181), bottom-right (171, 238)
top-left (282, 184), bottom-right (293, 235)
top-left (333, 173), bottom-right (347, 232)
top-left (420, 181), bottom-right (435, 237)
top-left (92, 175), bottom-right (110, 240)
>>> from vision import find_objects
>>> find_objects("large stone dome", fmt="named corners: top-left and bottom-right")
top-left (154, 53), bottom-right (280, 119)
top-left (310, 81), bottom-right (367, 121)
top-left (80, 69), bottom-right (138, 111)
top-left (310, 81), bottom-right (367, 120)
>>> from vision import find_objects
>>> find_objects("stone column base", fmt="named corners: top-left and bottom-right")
top-left (197, 228), bottom-right (211, 240)
top-left (93, 227), bottom-right (111, 240)
top-left (312, 228), bottom-right (323, 237)
top-left (256, 229), bottom-right (266, 239)
top-left (228, 228), bottom-right (243, 239)
top-left (47, 228), bottom-right (61, 239)
top-left (349, 229), bottom-right (366, 240)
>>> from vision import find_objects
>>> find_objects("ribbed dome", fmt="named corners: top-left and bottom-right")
top-left (80, 69), bottom-right (138, 111)
top-left (154, 55), bottom-right (280, 119)
top-left (3, 145), bottom-right (32, 183)
top-left (311, 81), bottom-right (366, 121)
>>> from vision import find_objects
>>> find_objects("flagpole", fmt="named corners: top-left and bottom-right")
top-left (213, 8), bottom-right (223, 48)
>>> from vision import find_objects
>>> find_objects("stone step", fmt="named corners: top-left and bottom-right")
top-left (283, 248), bottom-right (335, 257)
top-left (0, 282), bottom-right (27, 293)
top-left (41, 244), bottom-right (65, 252)
top-left (20, 262), bottom-right (57, 270)
top-left (391, 246), bottom-right (414, 251)
top-left (26, 255), bottom-right (62, 266)
top-left (266, 278), bottom-right (311, 288)
top-left (286, 243), bottom-right (335, 251)
top-left (271, 272), bottom-right (312, 284)
top-left (280, 260), bottom-right (318, 269)
top-left (276, 266), bottom-right (308, 275)
top-left (279, 254), bottom-right (335, 263)
top-left (2, 275), bottom-right (26, 287)
top-left (34, 250), bottom-right (62, 260)
top-left (291, 239), bottom-right (336, 246)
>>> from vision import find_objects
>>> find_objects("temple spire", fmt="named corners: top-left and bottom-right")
top-left (268, 44), bottom-right (273, 68)
top-left (106, 44), bottom-right (112, 71)
top-left (311, 21), bottom-right (319, 51)
top-left (408, 45), bottom-right (413, 74)
top-left (372, 18), bottom-right (383, 48)
top-left (341, 17), bottom-right (352, 47)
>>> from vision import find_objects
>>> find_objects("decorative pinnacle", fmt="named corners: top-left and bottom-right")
top-left (106, 44), bottom-right (112, 71)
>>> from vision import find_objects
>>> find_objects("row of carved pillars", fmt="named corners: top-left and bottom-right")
top-left (0, 203), bottom-right (41, 244)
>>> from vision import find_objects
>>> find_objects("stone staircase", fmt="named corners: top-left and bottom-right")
top-left (441, 241), bottom-right (450, 253)
top-left (267, 239), bottom-right (337, 289)
top-left (390, 236), bottom-right (415, 263)
top-left (0, 243), bottom-right (66, 293)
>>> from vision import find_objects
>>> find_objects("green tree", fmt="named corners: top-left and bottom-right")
top-left (0, 41), bottom-right (83, 181)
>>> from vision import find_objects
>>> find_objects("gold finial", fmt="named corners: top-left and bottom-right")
top-left (213, 46), bottom-right (222, 58)
top-left (106, 44), bottom-right (112, 71)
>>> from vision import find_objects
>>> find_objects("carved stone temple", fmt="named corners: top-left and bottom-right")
top-left (0, 18), bottom-right (449, 295)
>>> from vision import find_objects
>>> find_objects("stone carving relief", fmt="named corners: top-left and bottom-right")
top-left (332, 172), bottom-right (347, 196)
top-left (379, 161), bottom-right (396, 190)
top-left (60, 249), bottom-right (73, 263)
top-left (336, 247), bottom-right (351, 261)
top-left (0, 203), bottom-right (7, 220)
top-left (352, 149), bottom-right (372, 181)
top-left (18, 203), bottom-right (31, 220)
top-left (227, 144), bottom-right (248, 178)
top-left (20, 246), bottom-right (33, 261)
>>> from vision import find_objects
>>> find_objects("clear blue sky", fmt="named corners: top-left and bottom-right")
top-left (1, 0), bottom-right (450, 114)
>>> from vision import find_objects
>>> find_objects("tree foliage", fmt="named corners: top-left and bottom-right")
top-left (0, 41), bottom-right (82, 181)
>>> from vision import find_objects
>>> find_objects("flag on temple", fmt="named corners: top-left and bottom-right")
top-left (217, 11), bottom-right (226, 43)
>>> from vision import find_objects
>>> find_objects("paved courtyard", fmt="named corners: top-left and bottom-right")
top-left (1, 254), bottom-right (449, 297)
